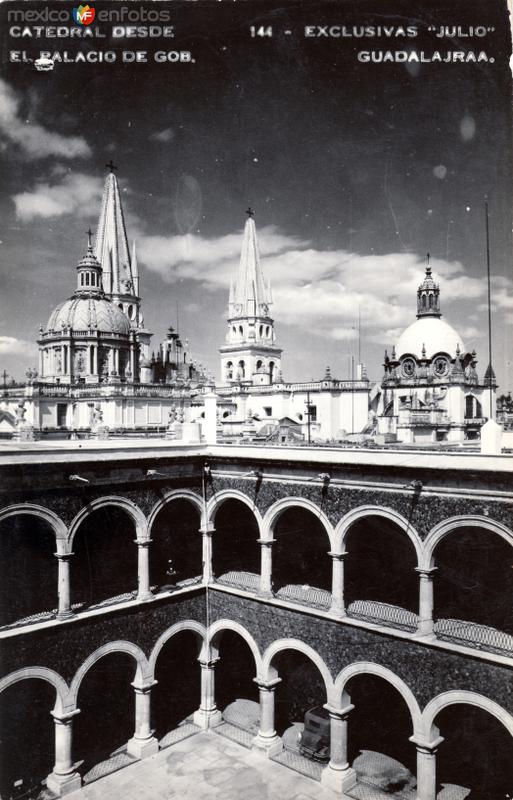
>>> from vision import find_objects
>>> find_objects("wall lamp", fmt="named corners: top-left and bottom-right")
top-left (243, 469), bottom-right (263, 479)
top-left (69, 474), bottom-right (89, 484)
top-left (409, 480), bottom-right (423, 492)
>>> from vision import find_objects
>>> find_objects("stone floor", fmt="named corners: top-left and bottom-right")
top-left (73, 731), bottom-right (339, 800)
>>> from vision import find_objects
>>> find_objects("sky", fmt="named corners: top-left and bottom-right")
top-left (0, 0), bottom-right (511, 389)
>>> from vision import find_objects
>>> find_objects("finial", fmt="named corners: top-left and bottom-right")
top-left (426, 253), bottom-right (432, 275)
top-left (456, 342), bottom-right (460, 356)
top-left (105, 160), bottom-right (118, 173)
top-left (246, 207), bottom-right (254, 218)
top-left (421, 343), bottom-right (426, 358)
top-left (86, 228), bottom-right (93, 250)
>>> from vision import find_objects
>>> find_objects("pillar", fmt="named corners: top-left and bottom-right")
top-left (409, 735), bottom-right (444, 800)
top-left (200, 526), bottom-right (214, 584)
top-left (93, 344), bottom-right (98, 376)
top-left (193, 658), bottom-right (223, 729)
top-left (329, 551), bottom-right (347, 616)
top-left (46, 709), bottom-right (82, 796)
top-left (320, 703), bottom-right (357, 794)
top-left (127, 681), bottom-right (159, 758)
top-left (114, 348), bottom-right (120, 374)
top-left (135, 539), bottom-right (153, 602)
top-left (252, 677), bottom-right (283, 756)
top-left (258, 538), bottom-right (275, 596)
top-left (55, 553), bottom-right (74, 620)
top-left (415, 567), bottom-right (437, 637)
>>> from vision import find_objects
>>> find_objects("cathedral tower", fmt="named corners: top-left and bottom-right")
top-left (220, 210), bottom-right (282, 385)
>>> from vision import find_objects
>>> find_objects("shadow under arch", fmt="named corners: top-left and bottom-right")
top-left (0, 503), bottom-right (68, 554)
top-left (208, 619), bottom-right (263, 673)
top-left (334, 505), bottom-right (423, 564)
top-left (333, 662), bottom-right (421, 730)
top-left (70, 640), bottom-right (150, 705)
top-left (262, 496), bottom-right (335, 548)
top-left (0, 666), bottom-right (72, 715)
top-left (147, 489), bottom-right (205, 534)
top-left (420, 689), bottom-right (513, 741)
top-left (261, 637), bottom-right (334, 696)
top-left (206, 489), bottom-right (263, 533)
top-left (149, 620), bottom-right (206, 676)
top-left (68, 496), bottom-right (148, 548)
top-left (423, 515), bottom-right (513, 570)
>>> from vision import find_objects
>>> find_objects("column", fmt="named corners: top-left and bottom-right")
top-left (46, 709), bottom-right (82, 796)
top-left (127, 681), bottom-right (159, 758)
top-left (415, 567), bottom-right (437, 637)
top-left (410, 735), bottom-right (444, 800)
top-left (135, 539), bottom-right (153, 602)
top-left (320, 703), bottom-right (357, 794)
top-left (114, 348), bottom-right (120, 374)
top-left (130, 343), bottom-right (136, 380)
top-left (93, 344), bottom-right (98, 376)
top-left (258, 538), bottom-right (275, 596)
top-left (200, 526), bottom-right (214, 584)
top-left (38, 348), bottom-right (44, 376)
top-left (55, 553), bottom-right (74, 620)
top-left (252, 678), bottom-right (283, 756)
top-left (193, 658), bottom-right (223, 729)
top-left (329, 551), bottom-right (347, 616)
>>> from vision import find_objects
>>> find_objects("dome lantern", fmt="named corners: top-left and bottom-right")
top-left (75, 229), bottom-right (103, 296)
top-left (417, 259), bottom-right (441, 319)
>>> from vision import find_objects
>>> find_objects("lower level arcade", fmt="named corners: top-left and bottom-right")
top-left (1, 612), bottom-right (512, 800)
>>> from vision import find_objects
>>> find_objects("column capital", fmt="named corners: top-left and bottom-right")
top-left (253, 676), bottom-right (282, 690)
top-left (257, 538), bottom-right (276, 547)
top-left (134, 538), bottom-right (153, 547)
top-left (54, 552), bottom-right (74, 561)
top-left (323, 702), bottom-right (354, 719)
top-left (198, 657), bottom-right (220, 669)
top-left (328, 551), bottom-right (348, 561)
top-left (409, 734), bottom-right (444, 753)
top-left (415, 567), bottom-right (438, 577)
top-left (51, 708), bottom-right (80, 723)
top-left (131, 679), bottom-right (158, 693)
top-left (199, 526), bottom-right (216, 536)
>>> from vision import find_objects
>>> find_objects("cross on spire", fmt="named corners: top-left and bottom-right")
top-left (105, 160), bottom-right (118, 173)
top-left (86, 228), bottom-right (93, 249)
top-left (246, 207), bottom-right (254, 218)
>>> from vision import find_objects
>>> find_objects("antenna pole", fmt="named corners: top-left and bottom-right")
top-left (485, 201), bottom-right (494, 420)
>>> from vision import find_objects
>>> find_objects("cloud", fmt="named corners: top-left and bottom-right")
top-left (13, 172), bottom-right (103, 221)
top-left (149, 127), bottom-right (175, 143)
top-left (137, 226), bottom-right (489, 343)
top-left (0, 78), bottom-right (91, 160)
top-left (0, 336), bottom-right (37, 357)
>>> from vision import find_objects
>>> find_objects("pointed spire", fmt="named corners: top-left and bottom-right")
top-left (94, 170), bottom-right (133, 297)
top-left (484, 363), bottom-right (497, 387)
top-left (132, 240), bottom-right (139, 295)
top-left (230, 211), bottom-right (272, 319)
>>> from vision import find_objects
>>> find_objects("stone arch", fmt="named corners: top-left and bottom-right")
top-left (262, 497), bottom-right (334, 548)
top-left (68, 496), bottom-right (148, 547)
top-left (0, 667), bottom-right (72, 715)
top-left (0, 504), bottom-right (68, 555)
top-left (261, 638), bottom-right (333, 700)
top-left (333, 662), bottom-right (421, 730)
top-left (149, 620), bottom-right (206, 675)
top-left (420, 690), bottom-right (513, 741)
top-left (147, 489), bottom-right (205, 534)
top-left (208, 619), bottom-right (263, 673)
top-left (423, 515), bottom-right (513, 570)
top-left (334, 505), bottom-right (423, 563)
top-left (70, 641), bottom-right (150, 704)
top-left (207, 489), bottom-right (263, 533)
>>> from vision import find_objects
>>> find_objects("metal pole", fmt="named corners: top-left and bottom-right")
top-left (351, 356), bottom-right (355, 434)
top-left (306, 390), bottom-right (311, 445)
top-left (485, 201), bottom-right (494, 420)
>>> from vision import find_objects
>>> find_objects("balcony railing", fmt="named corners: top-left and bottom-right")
top-left (216, 571), bottom-right (261, 592)
top-left (435, 618), bottom-right (513, 656)
top-left (275, 583), bottom-right (331, 610)
top-left (347, 600), bottom-right (419, 632)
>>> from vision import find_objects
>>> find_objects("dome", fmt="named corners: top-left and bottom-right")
top-left (396, 317), bottom-right (464, 360)
top-left (46, 296), bottom-right (131, 336)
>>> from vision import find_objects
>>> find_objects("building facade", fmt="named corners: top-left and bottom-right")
top-left (0, 440), bottom-right (512, 799)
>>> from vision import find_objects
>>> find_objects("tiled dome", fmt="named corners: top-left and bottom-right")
top-left (46, 297), bottom-right (131, 336)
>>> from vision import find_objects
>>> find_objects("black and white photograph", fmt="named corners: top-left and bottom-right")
top-left (0, 1), bottom-right (512, 799)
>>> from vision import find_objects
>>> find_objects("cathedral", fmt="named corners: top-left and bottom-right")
top-left (0, 169), bottom-right (498, 445)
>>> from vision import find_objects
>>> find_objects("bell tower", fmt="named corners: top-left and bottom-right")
top-left (219, 209), bottom-right (282, 385)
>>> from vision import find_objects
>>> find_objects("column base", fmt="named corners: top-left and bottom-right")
top-left (56, 610), bottom-right (75, 622)
top-left (413, 625), bottom-right (436, 641)
top-left (258, 589), bottom-right (274, 600)
top-left (193, 708), bottom-right (223, 730)
top-left (320, 764), bottom-right (357, 795)
top-left (329, 605), bottom-right (346, 619)
top-left (46, 770), bottom-right (82, 797)
top-left (126, 735), bottom-right (159, 759)
top-left (136, 592), bottom-right (154, 603)
top-left (252, 733), bottom-right (283, 757)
